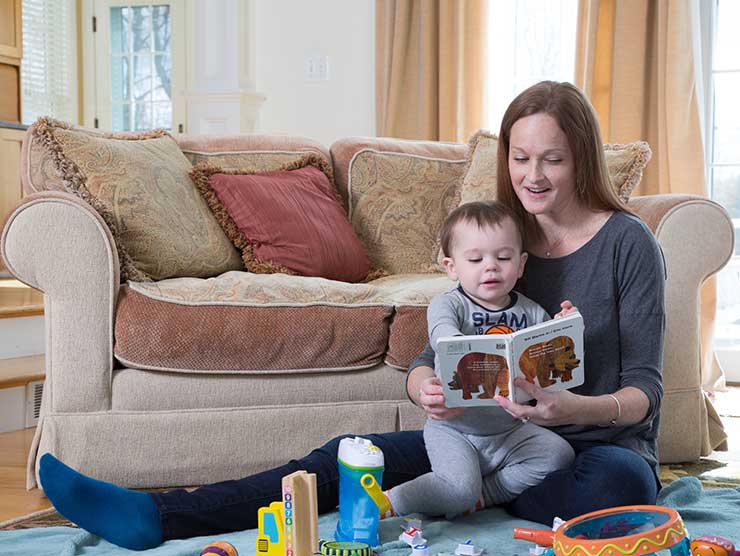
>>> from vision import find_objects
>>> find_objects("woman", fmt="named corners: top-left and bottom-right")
top-left (408, 80), bottom-right (665, 524)
top-left (38, 81), bottom-right (664, 550)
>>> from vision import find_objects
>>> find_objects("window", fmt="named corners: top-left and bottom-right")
top-left (86, 0), bottom-right (185, 132)
top-left (485, 0), bottom-right (578, 131)
top-left (109, 4), bottom-right (172, 130)
top-left (21, 0), bottom-right (78, 124)
top-left (709, 0), bottom-right (740, 374)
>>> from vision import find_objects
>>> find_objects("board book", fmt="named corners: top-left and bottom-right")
top-left (437, 311), bottom-right (585, 406)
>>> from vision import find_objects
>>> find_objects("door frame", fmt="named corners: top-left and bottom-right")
top-left (80, 0), bottom-right (186, 131)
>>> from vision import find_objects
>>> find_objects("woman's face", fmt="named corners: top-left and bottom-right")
top-left (508, 113), bottom-right (578, 218)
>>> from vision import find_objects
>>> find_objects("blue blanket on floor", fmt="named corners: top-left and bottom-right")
top-left (1, 478), bottom-right (738, 556)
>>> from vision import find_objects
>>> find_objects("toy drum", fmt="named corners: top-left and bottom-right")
top-left (553, 505), bottom-right (690, 556)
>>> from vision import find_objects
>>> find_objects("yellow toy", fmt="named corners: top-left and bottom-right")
top-left (256, 501), bottom-right (284, 556)
top-left (200, 540), bottom-right (238, 556)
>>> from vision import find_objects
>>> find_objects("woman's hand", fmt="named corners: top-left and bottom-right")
top-left (419, 376), bottom-right (465, 420)
top-left (554, 299), bottom-right (578, 319)
top-left (495, 377), bottom-right (581, 426)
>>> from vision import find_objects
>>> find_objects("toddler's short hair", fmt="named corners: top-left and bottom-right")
top-left (440, 201), bottom-right (524, 257)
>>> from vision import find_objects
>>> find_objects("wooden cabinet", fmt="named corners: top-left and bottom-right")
top-left (0, 0), bottom-right (23, 273)
top-left (0, 125), bottom-right (25, 274)
top-left (0, 0), bottom-right (22, 123)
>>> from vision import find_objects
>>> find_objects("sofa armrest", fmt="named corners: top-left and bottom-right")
top-left (1, 192), bottom-right (119, 412)
top-left (629, 194), bottom-right (734, 461)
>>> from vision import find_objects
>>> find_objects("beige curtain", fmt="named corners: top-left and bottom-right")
top-left (376, 0), bottom-right (486, 142)
top-left (576, 0), bottom-right (727, 448)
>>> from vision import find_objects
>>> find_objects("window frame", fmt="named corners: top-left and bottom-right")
top-left (703, 0), bottom-right (740, 379)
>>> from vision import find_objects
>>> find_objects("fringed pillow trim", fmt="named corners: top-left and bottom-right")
top-left (32, 117), bottom-right (152, 282)
top-left (464, 129), bottom-right (498, 182)
top-left (191, 155), bottom-right (382, 281)
top-left (604, 141), bottom-right (653, 202)
top-left (190, 162), bottom-right (295, 276)
top-left (362, 268), bottom-right (389, 283)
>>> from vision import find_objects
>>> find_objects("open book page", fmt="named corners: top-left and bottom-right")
top-left (437, 336), bottom-right (513, 407)
top-left (510, 311), bottom-right (585, 403)
top-left (436, 311), bottom-right (584, 407)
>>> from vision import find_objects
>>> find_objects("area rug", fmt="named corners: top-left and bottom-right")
top-left (1, 477), bottom-right (740, 556)
top-left (660, 458), bottom-right (740, 488)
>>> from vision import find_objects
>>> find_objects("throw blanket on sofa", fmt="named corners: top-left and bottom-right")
top-left (1, 478), bottom-right (738, 556)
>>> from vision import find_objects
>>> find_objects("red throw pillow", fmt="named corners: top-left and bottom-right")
top-left (191, 156), bottom-right (372, 283)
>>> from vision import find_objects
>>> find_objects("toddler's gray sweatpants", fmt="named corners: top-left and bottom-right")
top-left (388, 418), bottom-right (575, 517)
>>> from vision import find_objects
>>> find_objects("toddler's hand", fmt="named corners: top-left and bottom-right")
top-left (419, 376), bottom-right (465, 420)
top-left (554, 299), bottom-right (578, 319)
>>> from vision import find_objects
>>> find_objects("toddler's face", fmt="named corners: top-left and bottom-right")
top-left (442, 217), bottom-right (527, 310)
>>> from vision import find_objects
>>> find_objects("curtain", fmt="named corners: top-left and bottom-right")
top-left (575, 0), bottom-right (727, 449)
top-left (375, 0), bottom-right (486, 142)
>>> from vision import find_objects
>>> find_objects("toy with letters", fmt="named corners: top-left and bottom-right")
top-left (282, 470), bottom-right (319, 556)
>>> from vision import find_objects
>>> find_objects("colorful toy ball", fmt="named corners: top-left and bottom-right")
top-left (200, 541), bottom-right (238, 556)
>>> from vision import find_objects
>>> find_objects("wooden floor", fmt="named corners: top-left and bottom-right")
top-left (0, 427), bottom-right (50, 523)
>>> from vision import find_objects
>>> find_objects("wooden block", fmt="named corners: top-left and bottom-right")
top-left (282, 470), bottom-right (318, 556)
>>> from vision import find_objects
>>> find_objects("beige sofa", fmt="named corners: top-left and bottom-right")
top-left (1, 128), bottom-right (734, 490)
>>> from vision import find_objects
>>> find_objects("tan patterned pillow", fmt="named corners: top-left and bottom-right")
top-left (461, 129), bottom-right (652, 205)
top-left (348, 149), bottom-right (466, 274)
top-left (603, 141), bottom-right (653, 200)
top-left (30, 118), bottom-right (243, 282)
top-left (458, 130), bottom-right (499, 206)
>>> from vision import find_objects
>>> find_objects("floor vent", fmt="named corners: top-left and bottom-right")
top-left (25, 380), bottom-right (43, 428)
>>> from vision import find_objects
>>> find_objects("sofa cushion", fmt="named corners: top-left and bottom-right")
top-left (26, 118), bottom-right (243, 281)
top-left (114, 271), bottom-right (455, 373)
top-left (462, 129), bottom-right (652, 205)
top-left (372, 273), bottom-right (456, 369)
top-left (111, 365), bottom-right (409, 411)
top-left (114, 271), bottom-right (395, 373)
top-left (191, 156), bottom-right (372, 282)
top-left (344, 149), bottom-right (466, 274)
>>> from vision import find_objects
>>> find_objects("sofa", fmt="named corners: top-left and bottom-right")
top-left (1, 121), bottom-right (734, 490)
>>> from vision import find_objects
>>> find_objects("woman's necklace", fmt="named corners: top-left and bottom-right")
top-left (544, 232), bottom-right (568, 258)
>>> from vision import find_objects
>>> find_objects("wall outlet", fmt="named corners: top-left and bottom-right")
top-left (305, 55), bottom-right (329, 81)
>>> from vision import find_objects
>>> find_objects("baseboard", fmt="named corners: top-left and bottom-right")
top-left (718, 349), bottom-right (740, 384)
top-left (0, 387), bottom-right (26, 433)
top-left (0, 380), bottom-right (43, 433)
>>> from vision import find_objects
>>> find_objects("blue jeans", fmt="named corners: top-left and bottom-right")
top-left (151, 432), bottom-right (658, 540)
top-left (505, 441), bottom-right (660, 524)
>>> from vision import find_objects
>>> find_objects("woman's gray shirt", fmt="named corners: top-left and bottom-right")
top-left (410, 211), bottom-right (666, 475)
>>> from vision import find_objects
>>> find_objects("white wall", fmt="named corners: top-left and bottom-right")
top-left (0, 316), bottom-right (45, 359)
top-left (254, 0), bottom-right (376, 146)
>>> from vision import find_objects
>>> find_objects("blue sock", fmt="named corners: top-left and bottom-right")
top-left (39, 453), bottom-right (163, 550)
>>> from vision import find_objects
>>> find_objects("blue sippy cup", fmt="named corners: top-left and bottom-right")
top-left (334, 436), bottom-right (385, 546)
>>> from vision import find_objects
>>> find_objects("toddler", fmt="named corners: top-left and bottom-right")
top-left (384, 201), bottom-right (576, 518)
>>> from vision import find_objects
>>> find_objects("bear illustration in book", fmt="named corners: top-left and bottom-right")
top-left (518, 335), bottom-right (580, 388)
top-left (448, 352), bottom-right (510, 399)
